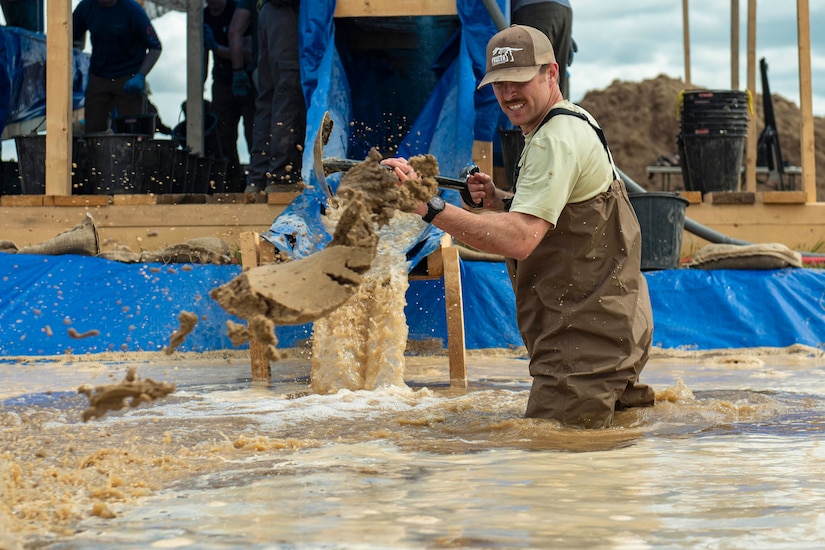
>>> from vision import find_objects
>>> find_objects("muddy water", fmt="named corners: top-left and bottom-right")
top-left (2, 347), bottom-right (825, 549)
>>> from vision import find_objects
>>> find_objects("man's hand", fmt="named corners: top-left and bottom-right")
top-left (232, 70), bottom-right (251, 97)
top-left (123, 74), bottom-right (146, 96)
top-left (203, 24), bottom-right (218, 51)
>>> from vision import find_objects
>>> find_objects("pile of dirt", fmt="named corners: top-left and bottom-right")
top-left (578, 74), bottom-right (825, 201)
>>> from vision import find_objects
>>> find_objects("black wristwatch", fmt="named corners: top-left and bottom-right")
top-left (422, 196), bottom-right (446, 223)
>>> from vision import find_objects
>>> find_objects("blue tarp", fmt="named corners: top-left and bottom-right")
top-left (262, 0), bottom-right (505, 271)
top-left (0, 26), bottom-right (88, 136)
top-left (1, 253), bottom-right (823, 356)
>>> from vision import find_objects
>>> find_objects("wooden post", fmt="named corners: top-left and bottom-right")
top-left (796, 0), bottom-right (816, 203)
top-left (439, 235), bottom-right (467, 388)
top-left (239, 232), bottom-right (271, 381)
top-left (682, 0), bottom-right (691, 88)
top-left (44, 0), bottom-right (73, 196)
top-left (186, 0), bottom-right (204, 155)
top-left (744, 0), bottom-right (757, 193)
top-left (731, 0), bottom-right (739, 90)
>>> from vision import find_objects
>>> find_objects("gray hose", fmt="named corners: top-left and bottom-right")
top-left (481, 0), bottom-right (508, 31)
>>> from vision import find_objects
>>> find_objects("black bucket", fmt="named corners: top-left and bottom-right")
top-left (208, 159), bottom-right (229, 194)
top-left (678, 89), bottom-right (749, 194)
top-left (628, 192), bottom-right (690, 271)
top-left (13, 134), bottom-right (92, 194)
top-left (498, 128), bottom-right (524, 191)
top-left (14, 134), bottom-right (46, 194)
top-left (1, 160), bottom-right (21, 195)
top-left (86, 133), bottom-right (146, 194)
top-left (170, 149), bottom-right (191, 193)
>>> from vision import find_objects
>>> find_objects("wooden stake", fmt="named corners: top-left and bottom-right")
top-left (682, 0), bottom-right (691, 88)
top-left (45, 0), bottom-right (72, 196)
top-left (744, 0), bottom-right (757, 193)
top-left (796, 0), bottom-right (816, 203)
top-left (439, 235), bottom-right (467, 388)
top-left (239, 232), bottom-right (271, 381)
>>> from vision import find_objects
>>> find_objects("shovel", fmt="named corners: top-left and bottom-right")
top-left (212, 113), bottom-right (378, 326)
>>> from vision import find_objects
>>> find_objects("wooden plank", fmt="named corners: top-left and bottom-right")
top-left (239, 232), bottom-right (271, 382)
top-left (51, 195), bottom-right (111, 207)
top-left (472, 141), bottom-right (493, 178)
top-left (441, 240), bottom-right (467, 387)
top-left (705, 191), bottom-right (755, 204)
top-left (681, 191), bottom-right (703, 204)
top-left (744, 0), bottom-right (757, 192)
top-left (334, 0), bottom-right (457, 18)
top-left (112, 194), bottom-right (159, 206)
top-left (682, 0), bottom-right (691, 87)
top-left (1, 195), bottom-right (45, 207)
top-left (45, 0), bottom-right (73, 196)
top-left (797, 0), bottom-right (817, 203)
top-left (757, 191), bottom-right (808, 204)
top-left (266, 191), bottom-right (302, 205)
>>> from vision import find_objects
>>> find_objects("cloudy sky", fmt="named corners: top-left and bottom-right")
top-left (4, 1), bottom-right (824, 161)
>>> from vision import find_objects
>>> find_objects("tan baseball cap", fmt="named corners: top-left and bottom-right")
top-left (478, 24), bottom-right (556, 89)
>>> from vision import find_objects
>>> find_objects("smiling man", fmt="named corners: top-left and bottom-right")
top-left (385, 25), bottom-right (654, 428)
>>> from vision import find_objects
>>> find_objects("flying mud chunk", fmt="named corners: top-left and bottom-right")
top-left (210, 149), bottom-right (440, 360)
top-left (165, 310), bottom-right (199, 355)
top-left (78, 366), bottom-right (176, 422)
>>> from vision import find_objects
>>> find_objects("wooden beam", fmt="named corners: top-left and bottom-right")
top-left (744, 0), bottom-right (757, 192)
top-left (731, 0), bottom-right (739, 89)
top-left (439, 235), bottom-right (467, 387)
top-left (45, 0), bottom-right (73, 196)
top-left (334, 0), bottom-right (458, 18)
top-left (472, 140), bottom-right (493, 179)
top-left (682, 0), bottom-right (691, 88)
top-left (186, 0), bottom-right (204, 155)
top-left (239, 232), bottom-right (271, 382)
top-left (796, 0), bottom-right (816, 203)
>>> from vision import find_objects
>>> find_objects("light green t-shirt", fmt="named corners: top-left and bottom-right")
top-left (509, 100), bottom-right (615, 226)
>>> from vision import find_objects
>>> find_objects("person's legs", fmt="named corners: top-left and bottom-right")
top-left (512, 3), bottom-right (573, 99)
top-left (84, 74), bottom-right (118, 133)
top-left (113, 75), bottom-right (145, 118)
top-left (245, 3), bottom-right (275, 193)
top-left (263, 1), bottom-right (305, 189)
top-left (211, 78), bottom-right (243, 191)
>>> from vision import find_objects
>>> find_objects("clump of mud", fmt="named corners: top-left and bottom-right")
top-left (78, 366), bottom-right (176, 421)
top-left (210, 148), bottom-right (440, 361)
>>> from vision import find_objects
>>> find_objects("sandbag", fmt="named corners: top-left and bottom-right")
top-left (687, 242), bottom-right (802, 270)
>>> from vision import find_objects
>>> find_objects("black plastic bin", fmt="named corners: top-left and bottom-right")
top-left (14, 134), bottom-right (93, 194)
top-left (86, 133), bottom-right (147, 194)
top-left (677, 89), bottom-right (749, 194)
top-left (628, 192), bottom-right (690, 271)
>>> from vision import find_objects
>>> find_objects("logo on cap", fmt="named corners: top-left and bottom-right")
top-left (490, 47), bottom-right (523, 68)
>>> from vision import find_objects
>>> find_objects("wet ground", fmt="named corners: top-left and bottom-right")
top-left (2, 346), bottom-right (824, 549)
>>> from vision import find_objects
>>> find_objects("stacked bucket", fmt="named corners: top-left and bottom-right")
top-left (677, 89), bottom-right (750, 194)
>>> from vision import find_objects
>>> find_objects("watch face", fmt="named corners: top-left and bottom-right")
top-left (430, 196), bottom-right (446, 210)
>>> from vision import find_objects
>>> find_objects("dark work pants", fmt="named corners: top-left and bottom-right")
top-left (247, 0), bottom-right (306, 188)
top-left (84, 73), bottom-right (144, 134)
top-left (211, 76), bottom-right (256, 192)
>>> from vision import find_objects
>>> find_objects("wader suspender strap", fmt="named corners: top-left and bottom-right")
top-left (511, 107), bottom-right (620, 189)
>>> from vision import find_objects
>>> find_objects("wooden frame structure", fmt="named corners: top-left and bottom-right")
top-left (681, 0), bottom-right (816, 202)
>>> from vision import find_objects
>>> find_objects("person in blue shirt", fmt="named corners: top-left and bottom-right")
top-left (73, 0), bottom-right (162, 134)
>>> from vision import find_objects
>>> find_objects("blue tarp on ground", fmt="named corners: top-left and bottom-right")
top-left (1, 253), bottom-right (823, 356)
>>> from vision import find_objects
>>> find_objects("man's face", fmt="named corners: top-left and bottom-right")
top-left (492, 68), bottom-right (554, 134)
